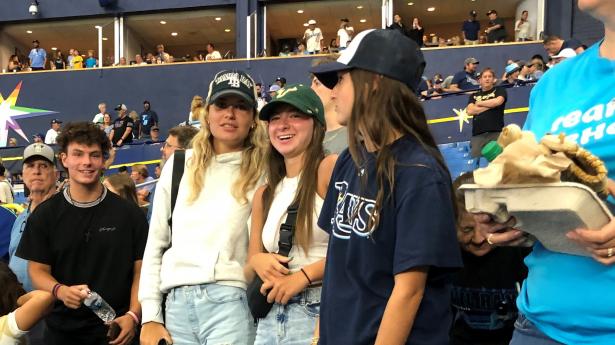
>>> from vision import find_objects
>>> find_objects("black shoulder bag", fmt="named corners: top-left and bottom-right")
top-left (246, 202), bottom-right (298, 319)
top-left (160, 150), bottom-right (185, 322)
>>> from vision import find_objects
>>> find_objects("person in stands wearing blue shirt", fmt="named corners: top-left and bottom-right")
top-left (312, 28), bottom-right (462, 345)
top-left (476, 1), bottom-right (615, 344)
top-left (448, 57), bottom-right (480, 92)
top-left (85, 50), bottom-right (98, 68)
top-left (463, 11), bottom-right (481, 45)
top-left (28, 40), bottom-right (46, 71)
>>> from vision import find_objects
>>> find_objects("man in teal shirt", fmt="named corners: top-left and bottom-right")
top-left (28, 40), bottom-right (47, 71)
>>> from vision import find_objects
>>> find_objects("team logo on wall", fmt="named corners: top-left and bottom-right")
top-left (453, 107), bottom-right (472, 132)
top-left (0, 82), bottom-right (57, 147)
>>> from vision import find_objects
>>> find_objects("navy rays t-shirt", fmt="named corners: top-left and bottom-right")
top-left (317, 136), bottom-right (463, 345)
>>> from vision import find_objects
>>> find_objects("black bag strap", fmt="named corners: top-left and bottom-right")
top-left (167, 150), bottom-right (186, 233)
top-left (276, 202), bottom-right (299, 258)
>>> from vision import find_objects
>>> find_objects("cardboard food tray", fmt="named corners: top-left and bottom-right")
top-left (459, 182), bottom-right (614, 256)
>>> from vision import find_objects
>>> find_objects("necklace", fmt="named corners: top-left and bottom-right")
top-left (64, 184), bottom-right (107, 208)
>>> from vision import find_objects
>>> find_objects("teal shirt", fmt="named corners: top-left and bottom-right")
top-left (8, 206), bottom-right (32, 291)
top-left (519, 41), bottom-right (615, 344)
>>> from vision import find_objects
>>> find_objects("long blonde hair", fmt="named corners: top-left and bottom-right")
top-left (186, 105), bottom-right (268, 204)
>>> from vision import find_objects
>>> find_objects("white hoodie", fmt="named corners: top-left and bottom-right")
top-left (139, 149), bottom-right (258, 324)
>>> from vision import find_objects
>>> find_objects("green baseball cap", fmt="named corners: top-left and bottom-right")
top-left (259, 84), bottom-right (325, 125)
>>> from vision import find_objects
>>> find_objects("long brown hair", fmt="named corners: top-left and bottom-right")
top-left (0, 261), bottom-right (26, 315)
top-left (347, 69), bottom-right (455, 232)
top-left (262, 109), bottom-right (325, 254)
top-left (104, 173), bottom-right (139, 205)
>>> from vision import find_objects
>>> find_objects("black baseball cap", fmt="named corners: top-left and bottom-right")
top-left (207, 70), bottom-right (257, 108)
top-left (487, 10), bottom-right (497, 15)
top-left (310, 29), bottom-right (425, 92)
top-left (50, 119), bottom-right (62, 124)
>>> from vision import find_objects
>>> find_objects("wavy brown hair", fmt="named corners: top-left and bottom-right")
top-left (347, 69), bottom-right (455, 232)
top-left (0, 261), bottom-right (26, 315)
top-left (262, 106), bottom-right (325, 254)
top-left (104, 173), bottom-right (139, 205)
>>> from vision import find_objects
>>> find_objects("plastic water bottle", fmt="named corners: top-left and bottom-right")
top-left (83, 291), bottom-right (116, 322)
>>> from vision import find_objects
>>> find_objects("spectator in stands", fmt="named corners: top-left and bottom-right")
top-left (44, 119), bottom-right (62, 145)
top-left (67, 48), bottom-right (74, 69)
top-left (205, 43), bottom-right (222, 60)
top-left (337, 18), bottom-right (354, 50)
top-left (149, 126), bottom-right (160, 142)
top-left (110, 104), bottom-right (134, 146)
top-left (51, 51), bottom-right (65, 70)
top-left (156, 44), bottom-right (171, 64)
top-left (269, 84), bottom-right (281, 99)
top-left (187, 95), bottom-right (205, 125)
top-left (130, 164), bottom-right (154, 205)
top-left (278, 45), bottom-right (292, 56)
top-left (103, 173), bottom-right (138, 206)
top-left (463, 11), bottom-right (481, 45)
top-left (275, 77), bottom-right (287, 88)
top-left (515, 10), bottom-right (532, 41)
top-left (0, 166), bottom-right (13, 204)
top-left (329, 39), bottom-right (339, 53)
top-left (140, 101), bottom-right (159, 140)
top-left (543, 35), bottom-right (585, 56)
top-left (450, 173), bottom-right (530, 345)
top-left (311, 57), bottom-right (348, 155)
top-left (159, 126), bottom-right (198, 164)
top-left (322, 46), bottom-right (330, 54)
top-left (247, 83), bottom-right (334, 345)
top-left (409, 17), bottom-right (425, 47)
top-left (139, 69), bottom-right (267, 345)
top-left (387, 14), bottom-right (409, 37)
top-left (134, 54), bottom-right (147, 65)
top-left (500, 62), bottom-right (522, 86)
top-left (295, 43), bottom-right (307, 55)
top-left (146, 52), bottom-right (155, 64)
top-left (485, 10), bottom-right (507, 43)
top-left (115, 57), bottom-right (128, 66)
top-left (85, 50), bottom-right (97, 68)
top-left (7, 55), bottom-right (22, 72)
top-left (256, 83), bottom-right (266, 110)
top-left (102, 113), bottom-right (113, 136)
top-left (448, 57), bottom-right (480, 92)
top-left (7, 138), bottom-right (17, 147)
top-left (32, 134), bottom-right (44, 144)
top-left (15, 122), bottom-right (148, 345)
top-left (154, 165), bottom-right (161, 179)
top-left (72, 50), bottom-right (83, 69)
top-left (9, 143), bottom-right (58, 295)
top-left (28, 40), bottom-right (46, 71)
top-left (550, 47), bottom-right (577, 65)
top-left (477, 2), bottom-right (615, 344)
top-left (303, 19), bottom-right (324, 54)
top-left (527, 55), bottom-right (546, 79)
top-left (129, 111), bottom-right (141, 140)
top-left (466, 67), bottom-right (507, 158)
top-left (92, 103), bottom-right (106, 125)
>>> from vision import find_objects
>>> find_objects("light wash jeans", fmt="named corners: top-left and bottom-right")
top-left (165, 284), bottom-right (253, 345)
top-left (253, 287), bottom-right (321, 345)
top-left (509, 314), bottom-right (564, 345)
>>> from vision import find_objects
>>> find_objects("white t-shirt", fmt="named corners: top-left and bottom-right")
top-left (206, 51), bottom-right (222, 60)
top-left (304, 28), bottom-right (323, 52)
top-left (262, 176), bottom-right (328, 273)
top-left (0, 312), bottom-right (27, 345)
top-left (516, 20), bottom-right (531, 39)
top-left (0, 180), bottom-right (14, 204)
top-left (337, 27), bottom-right (353, 48)
top-left (44, 128), bottom-right (58, 145)
top-left (92, 113), bottom-right (104, 124)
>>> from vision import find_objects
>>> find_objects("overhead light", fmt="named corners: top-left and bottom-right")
top-left (407, 2), bottom-right (414, 5)
top-left (26, 30), bottom-right (32, 34)
top-left (224, 28), bottom-right (231, 32)
top-left (303, 23), bottom-right (309, 27)
top-left (51, 47), bottom-right (57, 51)
top-left (102, 37), bottom-right (108, 40)
top-left (427, 7), bottom-right (436, 11)
top-left (215, 17), bottom-right (221, 21)
top-left (429, 33), bottom-right (436, 36)
top-left (160, 20), bottom-right (166, 24)
top-left (357, 5), bottom-right (363, 9)
top-left (29, 1), bottom-right (39, 16)
top-left (94, 25), bottom-right (102, 29)
top-left (171, 32), bottom-right (178, 36)
top-left (297, 10), bottom-right (304, 14)
top-left (360, 19), bottom-right (367, 23)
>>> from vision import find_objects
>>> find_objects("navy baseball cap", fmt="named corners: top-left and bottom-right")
top-left (310, 29), bottom-right (425, 92)
top-left (207, 70), bottom-right (257, 109)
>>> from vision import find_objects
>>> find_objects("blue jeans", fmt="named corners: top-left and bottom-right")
top-left (165, 284), bottom-right (252, 345)
top-left (509, 314), bottom-right (563, 345)
top-left (253, 287), bottom-right (321, 345)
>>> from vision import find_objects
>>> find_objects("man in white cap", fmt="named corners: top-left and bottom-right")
top-left (45, 119), bottom-right (62, 145)
top-left (303, 19), bottom-right (324, 54)
top-left (8, 142), bottom-right (58, 345)
top-left (550, 47), bottom-right (577, 66)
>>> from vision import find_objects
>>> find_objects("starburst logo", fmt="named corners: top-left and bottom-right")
top-left (0, 82), bottom-right (57, 147)
top-left (453, 107), bottom-right (472, 132)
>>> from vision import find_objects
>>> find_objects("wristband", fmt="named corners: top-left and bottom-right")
top-left (52, 283), bottom-right (64, 298)
top-left (300, 268), bottom-right (313, 285)
top-left (126, 311), bottom-right (140, 325)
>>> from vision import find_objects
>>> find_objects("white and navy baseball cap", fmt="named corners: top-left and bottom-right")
top-left (23, 143), bottom-right (56, 164)
top-left (310, 29), bottom-right (425, 92)
top-left (207, 70), bottom-right (257, 109)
